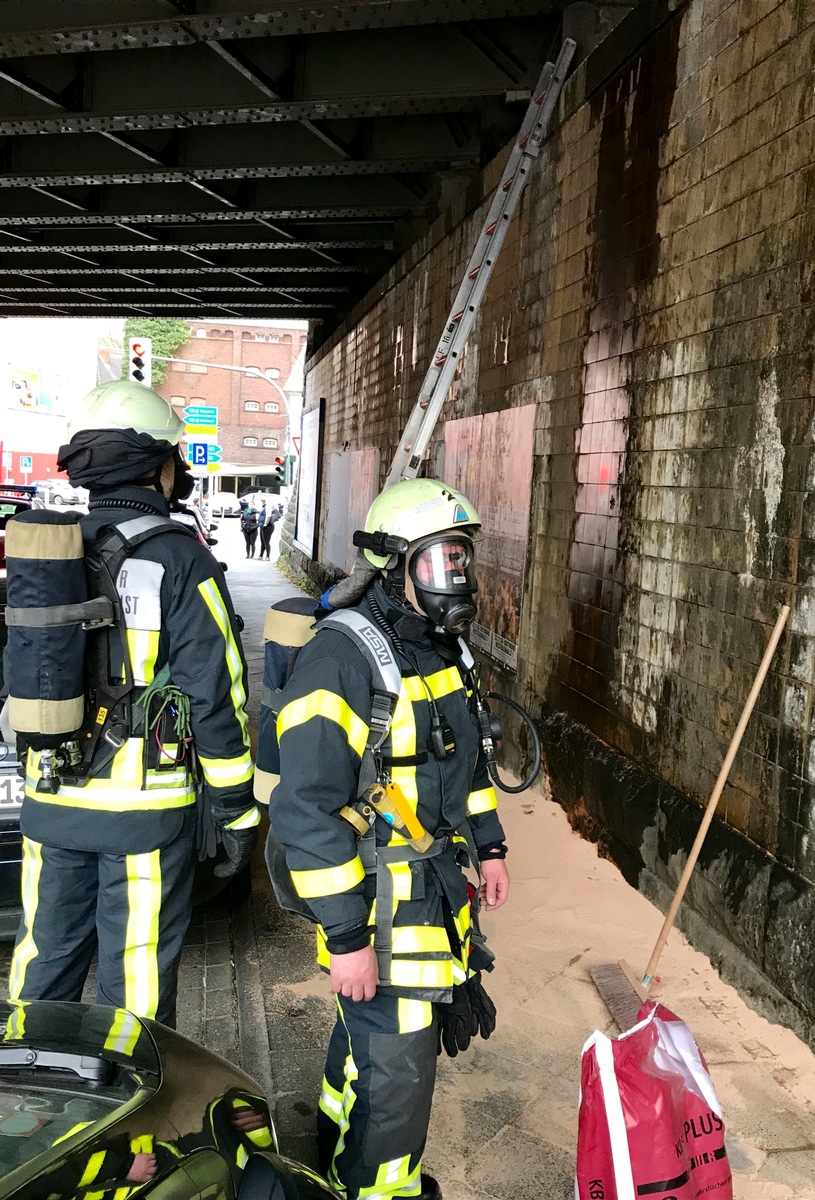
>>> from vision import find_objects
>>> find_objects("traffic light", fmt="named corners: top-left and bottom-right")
top-left (271, 456), bottom-right (285, 490)
top-left (128, 336), bottom-right (152, 387)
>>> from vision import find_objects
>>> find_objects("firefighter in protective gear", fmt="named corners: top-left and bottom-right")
top-left (269, 478), bottom-right (509, 1200)
top-left (7, 381), bottom-right (259, 1027)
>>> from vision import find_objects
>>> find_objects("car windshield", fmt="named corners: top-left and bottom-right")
top-left (0, 499), bottom-right (28, 530)
top-left (0, 1002), bottom-right (159, 1181)
top-left (0, 1085), bottom-right (122, 1175)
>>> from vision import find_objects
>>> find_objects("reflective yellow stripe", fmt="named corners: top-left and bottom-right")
top-left (53, 1122), bottom-right (92, 1146)
top-left (198, 750), bottom-right (254, 787)
top-left (224, 804), bottom-right (261, 831)
top-left (291, 856), bottom-right (365, 899)
top-left (125, 628), bottom-right (160, 686)
top-left (390, 683), bottom-right (419, 807)
top-left (278, 690), bottom-right (368, 758)
top-left (104, 1009), bottom-right (141, 1056)
top-left (9, 839), bottom-right (43, 1001)
top-left (359, 1158), bottom-right (422, 1197)
top-left (397, 998), bottom-right (434, 1033)
top-left (198, 577), bottom-right (250, 744)
top-left (4, 1004), bottom-right (26, 1041)
top-left (467, 785), bottom-right (498, 814)
top-left (25, 783), bottom-right (196, 810)
top-left (403, 666), bottom-right (463, 702)
top-left (389, 958), bottom-right (454, 990)
top-left (392, 925), bottom-right (450, 954)
top-left (389, 861), bottom-right (412, 902)
top-left (78, 1150), bottom-right (107, 1187)
top-left (131, 1135), bottom-right (154, 1153)
top-left (124, 851), bottom-right (161, 1019)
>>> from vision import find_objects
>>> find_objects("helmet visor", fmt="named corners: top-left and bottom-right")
top-left (409, 536), bottom-right (477, 595)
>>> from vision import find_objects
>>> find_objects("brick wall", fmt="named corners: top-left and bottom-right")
top-left (298, 0), bottom-right (815, 1037)
top-left (156, 322), bottom-right (307, 464)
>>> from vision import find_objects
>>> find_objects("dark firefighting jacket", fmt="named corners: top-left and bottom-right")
top-left (270, 582), bottom-right (504, 1001)
top-left (20, 487), bottom-right (257, 854)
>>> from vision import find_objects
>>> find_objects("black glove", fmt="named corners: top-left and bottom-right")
top-left (436, 983), bottom-right (476, 1058)
top-left (466, 972), bottom-right (497, 1040)
top-left (436, 972), bottom-right (497, 1058)
top-left (214, 827), bottom-right (258, 878)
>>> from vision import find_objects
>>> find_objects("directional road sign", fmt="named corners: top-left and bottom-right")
top-left (189, 443), bottom-right (222, 467)
top-left (183, 405), bottom-right (218, 435)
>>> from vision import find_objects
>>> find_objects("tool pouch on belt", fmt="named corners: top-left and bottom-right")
top-left (264, 826), bottom-right (320, 923)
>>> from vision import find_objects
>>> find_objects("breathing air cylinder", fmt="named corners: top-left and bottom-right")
top-left (255, 595), bottom-right (317, 805)
top-left (5, 509), bottom-right (88, 792)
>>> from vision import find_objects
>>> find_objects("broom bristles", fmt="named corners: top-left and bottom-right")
top-left (591, 960), bottom-right (649, 1033)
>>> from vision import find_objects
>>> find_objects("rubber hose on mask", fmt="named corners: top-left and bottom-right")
top-left (484, 692), bottom-right (542, 794)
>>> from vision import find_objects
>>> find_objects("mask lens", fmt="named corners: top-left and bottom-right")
top-left (411, 538), bottom-right (475, 592)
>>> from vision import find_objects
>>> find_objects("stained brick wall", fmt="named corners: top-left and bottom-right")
top-left (297, 0), bottom-right (815, 1035)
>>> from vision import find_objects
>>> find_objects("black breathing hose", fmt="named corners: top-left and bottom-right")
top-left (480, 691), bottom-right (542, 794)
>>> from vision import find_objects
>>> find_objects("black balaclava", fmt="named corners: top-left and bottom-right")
top-left (58, 429), bottom-right (174, 492)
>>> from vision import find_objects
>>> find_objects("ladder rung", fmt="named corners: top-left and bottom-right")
top-left (484, 221), bottom-right (498, 236)
top-left (468, 266), bottom-right (480, 279)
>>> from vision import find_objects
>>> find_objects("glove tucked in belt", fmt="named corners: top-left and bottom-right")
top-left (436, 972), bottom-right (497, 1057)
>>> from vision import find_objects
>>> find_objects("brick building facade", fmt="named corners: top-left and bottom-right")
top-left (294, 0), bottom-right (815, 1041)
top-left (157, 320), bottom-right (307, 490)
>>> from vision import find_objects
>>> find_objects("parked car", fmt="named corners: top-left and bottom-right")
top-left (0, 738), bottom-right (23, 942)
top-left (30, 479), bottom-right (86, 507)
top-left (0, 997), bottom-right (340, 1200)
top-left (211, 491), bottom-right (241, 518)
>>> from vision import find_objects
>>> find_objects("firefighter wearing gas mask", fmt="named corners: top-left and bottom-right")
top-left (268, 478), bottom-right (509, 1200)
top-left (6, 381), bottom-right (258, 1027)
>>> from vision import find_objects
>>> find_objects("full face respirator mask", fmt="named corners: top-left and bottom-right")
top-left (407, 533), bottom-right (478, 635)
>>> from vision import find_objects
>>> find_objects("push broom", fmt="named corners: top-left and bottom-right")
top-left (591, 604), bottom-right (791, 1031)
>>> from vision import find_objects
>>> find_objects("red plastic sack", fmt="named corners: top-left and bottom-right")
top-left (575, 1002), bottom-right (732, 1200)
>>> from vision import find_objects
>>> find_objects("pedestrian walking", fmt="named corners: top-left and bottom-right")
top-left (258, 499), bottom-right (273, 559)
top-left (5, 381), bottom-right (259, 1027)
top-left (240, 500), bottom-right (259, 558)
top-left (266, 477), bottom-right (509, 1200)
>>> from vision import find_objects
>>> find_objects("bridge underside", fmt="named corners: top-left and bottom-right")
top-left (0, 1), bottom-right (628, 343)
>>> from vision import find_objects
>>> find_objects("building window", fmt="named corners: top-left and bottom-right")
top-left (243, 437), bottom-right (258, 447)
top-left (170, 395), bottom-right (185, 407)
top-left (266, 367), bottom-right (281, 379)
top-left (268, 334), bottom-right (279, 343)
top-left (245, 401), bottom-right (260, 412)
top-left (191, 396), bottom-right (205, 403)
top-left (263, 438), bottom-right (278, 449)
top-left (242, 331), bottom-right (252, 340)
top-left (190, 364), bottom-right (207, 373)
top-left (210, 329), bottom-right (221, 338)
top-left (195, 328), bottom-right (207, 338)
top-left (264, 401), bottom-right (279, 413)
top-left (245, 364), bottom-right (259, 373)
top-left (255, 332), bottom-right (265, 341)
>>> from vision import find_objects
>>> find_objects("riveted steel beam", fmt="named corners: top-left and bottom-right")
top-left (0, 206), bottom-right (423, 228)
top-left (0, 93), bottom-right (510, 138)
top-left (0, 264), bottom-right (368, 276)
top-left (0, 1), bottom-right (555, 58)
top-left (0, 155), bottom-right (477, 189)
top-left (0, 239), bottom-right (391, 253)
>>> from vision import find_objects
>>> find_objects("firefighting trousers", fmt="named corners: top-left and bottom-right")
top-left (318, 992), bottom-right (438, 1200)
top-left (8, 811), bottom-right (195, 1027)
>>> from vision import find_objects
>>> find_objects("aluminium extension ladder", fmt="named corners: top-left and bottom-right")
top-left (385, 37), bottom-right (576, 487)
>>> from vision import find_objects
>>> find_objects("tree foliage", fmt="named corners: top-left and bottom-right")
top-left (122, 318), bottom-right (192, 386)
